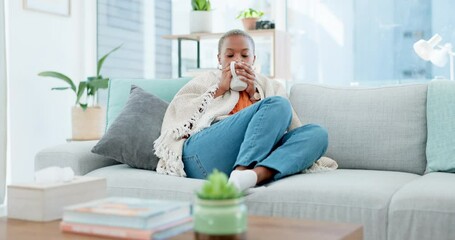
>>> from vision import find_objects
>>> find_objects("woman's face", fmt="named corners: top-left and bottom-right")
top-left (218, 35), bottom-right (256, 68)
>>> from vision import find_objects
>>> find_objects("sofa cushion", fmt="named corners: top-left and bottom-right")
top-left (388, 172), bottom-right (455, 240)
top-left (35, 141), bottom-right (119, 175)
top-left (290, 83), bottom-right (428, 174)
top-left (247, 169), bottom-right (419, 240)
top-left (426, 80), bottom-right (455, 173)
top-left (88, 166), bottom-right (418, 240)
top-left (86, 164), bottom-right (205, 201)
top-left (92, 86), bottom-right (168, 170)
top-left (106, 78), bottom-right (190, 130)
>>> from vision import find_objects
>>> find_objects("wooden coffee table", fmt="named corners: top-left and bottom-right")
top-left (174, 215), bottom-right (362, 240)
top-left (0, 216), bottom-right (362, 240)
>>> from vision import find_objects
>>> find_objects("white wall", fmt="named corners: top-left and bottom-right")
top-left (0, 0), bottom-right (7, 207)
top-left (5, 0), bottom-right (96, 183)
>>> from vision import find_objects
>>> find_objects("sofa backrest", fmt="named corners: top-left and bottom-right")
top-left (289, 83), bottom-right (428, 175)
top-left (106, 78), bottom-right (190, 130)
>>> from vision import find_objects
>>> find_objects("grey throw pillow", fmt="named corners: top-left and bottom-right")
top-left (92, 85), bottom-right (168, 170)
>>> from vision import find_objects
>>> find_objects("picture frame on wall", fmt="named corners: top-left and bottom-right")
top-left (23, 0), bottom-right (71, 17)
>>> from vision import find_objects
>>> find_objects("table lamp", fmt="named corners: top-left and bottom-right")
top-left (413, 33), bottom-right (454, 81)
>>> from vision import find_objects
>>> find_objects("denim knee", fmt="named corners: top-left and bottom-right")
top-left (306, 124), bottom-right (329, 150)
top-left (261, 96), bottom-right (292, 123)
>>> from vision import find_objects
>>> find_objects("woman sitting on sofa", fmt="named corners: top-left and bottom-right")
top-left (154, 29), bottom-right (328, 191)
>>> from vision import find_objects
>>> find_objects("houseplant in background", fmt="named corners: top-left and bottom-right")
top-left (193, 170), bottom-right (247, 240)
top-left (38, 45), bottom-right (121, 141)
top-left (190, 0), bottom-right (212, 33)
top-left (236, 8), bottom-right (264, 31)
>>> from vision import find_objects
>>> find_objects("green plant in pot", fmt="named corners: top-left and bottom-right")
top-left (236, 8), bottom-right (264, 31)
top-left (192, 0), bottom-right (211, 11)
top-left (190, 0), bottom-right (212, 33)
top-left (194, 169), bottom-right (247, 240)
top-left (38, 45), bottom-right (121, 140)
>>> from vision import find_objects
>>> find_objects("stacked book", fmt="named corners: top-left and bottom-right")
top-left (60, 197), bottom-right (193, 240)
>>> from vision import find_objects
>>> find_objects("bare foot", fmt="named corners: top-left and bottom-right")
top-left (252, 166), bottom-right (277, 185)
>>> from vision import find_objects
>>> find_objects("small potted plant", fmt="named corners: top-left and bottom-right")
top-left (190, 0), bottom-right (212, 33)
top-left (236, 8), bottom-right (264, 31)
top-left (194, 170), bottom-right (247, 239)
top-left (38, 45), bottom-right (121, 140)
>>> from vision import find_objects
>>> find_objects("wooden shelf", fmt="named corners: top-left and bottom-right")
top-left (162, 29), bottom-right (276, 41)
top-left (162, 29), bottom-right (290, 79)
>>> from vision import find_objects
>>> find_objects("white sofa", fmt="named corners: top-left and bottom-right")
top-left (36, 80), bottom-right (455, 240)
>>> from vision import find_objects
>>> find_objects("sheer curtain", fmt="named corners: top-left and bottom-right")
top-left (0, 0), bottom-right (7, 208)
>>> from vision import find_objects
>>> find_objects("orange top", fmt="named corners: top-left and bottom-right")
top-left (230, 91), bottom-right (253, 114)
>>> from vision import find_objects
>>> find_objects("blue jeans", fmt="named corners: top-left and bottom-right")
top-left (182, 96), bottom-right (328, 180)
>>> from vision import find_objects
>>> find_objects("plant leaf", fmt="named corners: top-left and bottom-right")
top-left (87, 86), bottom-right (96, 96)
top-left (87, 78), bottom-right (109, 89)
top-left (86, 78), bottom-right (108, 97)
top-left (196, 0), bottom-right (202, 10)
top-left (192, 0), bottom-right (210, 11)
top-left (76, 81), bottom-right (87, 105)
top-left (79, 103), bottom-right (88, 111)
top-left (201, 1), bottom-right (206, 10)
top-left (97, 44), bottom-right (122, 77)
top-left (38, 71), bottom-right (76, 93)
top-left (197, 169), bottom-right (242, 199)
top-left (197, 0), bottom-right (204, 10)
top-left (191, 0), bottom-right (198, 10)
top-left (87, 76), bottom-right (97, 82)
top-left (237, 8), bottom-right (263, 19)
top-left (51, 87), bottom-right (70, 90)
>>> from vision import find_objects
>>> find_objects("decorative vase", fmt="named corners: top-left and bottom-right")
top-left (194, 197), bottom-right (248, 240)
top-left (241, 18), bottom-right (258, 31)
top-left (71, 106), bottom-right (105, 140)
top-left (190, 11), bottom-right (213, 33)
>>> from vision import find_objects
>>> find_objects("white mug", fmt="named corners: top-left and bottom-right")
top-left (229, 61), bottom-right (248, 91)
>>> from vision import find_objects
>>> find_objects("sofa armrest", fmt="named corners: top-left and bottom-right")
top-left (35, 140), bottom-right (119, 175)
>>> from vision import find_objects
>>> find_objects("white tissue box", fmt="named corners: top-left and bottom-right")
top-left (7, 176), bottom-right (107, 221)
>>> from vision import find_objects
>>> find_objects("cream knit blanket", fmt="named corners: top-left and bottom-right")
top-left (153, 70), bottom-right (336, 176)
top-left (304, 157), bottom-right (338, 173)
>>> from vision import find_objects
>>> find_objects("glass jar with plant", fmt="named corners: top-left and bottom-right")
top-left (190, 0), bottom-right (212, 33)
top-left (236, 8), bottom-right (264, 31)
top-left (38, 45), bottom-right (121, 140)
top-left (194, 169), bottom-right (247, 240)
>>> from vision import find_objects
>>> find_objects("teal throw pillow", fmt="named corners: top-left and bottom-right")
top-left (426, 80), bottom-right (455, 173)
top-left (106, 78), bottom-right (190, 130)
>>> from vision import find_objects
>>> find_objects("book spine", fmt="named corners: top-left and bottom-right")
top-left (60, 221), bottom-right (152, 240)
top-left (64, 205), bottom-right (191, 229)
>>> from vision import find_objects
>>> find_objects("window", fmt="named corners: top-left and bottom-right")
top-left (97, 0), bottom-right (173, 79)
top-left (170, 0), bottom-right (274, 78)
top-left (97, 0), bottom-right (173, 103)
top-left (287, 0), bottom-right (455, 86)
